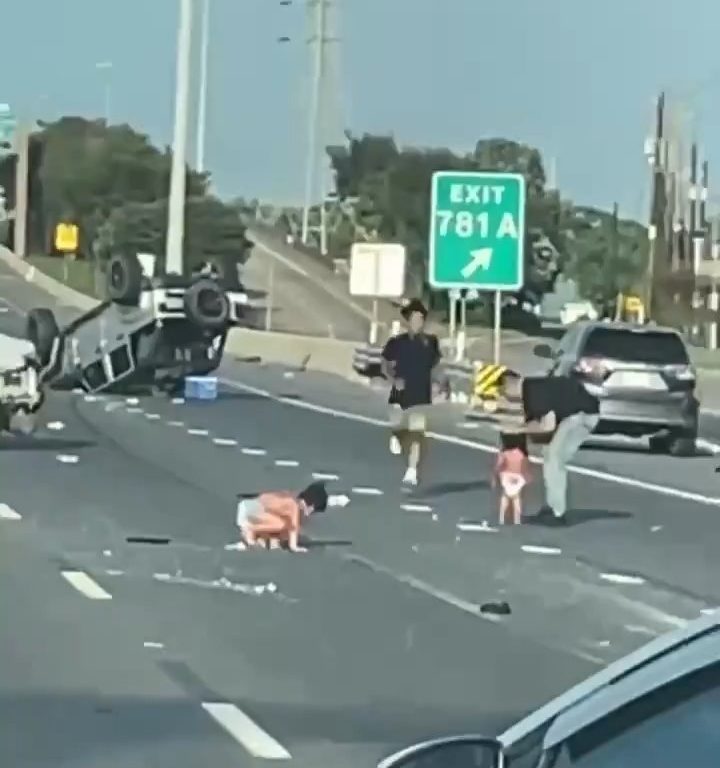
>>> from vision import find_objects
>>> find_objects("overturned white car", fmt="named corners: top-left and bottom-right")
top-left (29, 253), bottom-right (246, 396)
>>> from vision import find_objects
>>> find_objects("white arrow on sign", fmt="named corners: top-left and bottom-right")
top-left (461, 248), bottom-right (493, 279)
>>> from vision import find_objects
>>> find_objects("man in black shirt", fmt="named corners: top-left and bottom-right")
top-left (381, 299), bottom-right (441, 487)
top-left (503, 373), bottom-right (600, 525)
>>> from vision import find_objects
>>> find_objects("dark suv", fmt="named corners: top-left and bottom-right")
top-left (534, 321), bottom-right (698, 456)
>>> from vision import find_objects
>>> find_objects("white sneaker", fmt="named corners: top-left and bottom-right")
top-left (402, 467), bottom-right (418, 486)
top-left (389, 435), bottom-right (402, 455)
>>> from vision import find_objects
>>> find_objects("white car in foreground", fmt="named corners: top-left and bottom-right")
top-left (379, 610), bottom-right (720, 767)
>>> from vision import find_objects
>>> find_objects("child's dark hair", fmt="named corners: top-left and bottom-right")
top-left (499, 430), bottom-right (528, 455)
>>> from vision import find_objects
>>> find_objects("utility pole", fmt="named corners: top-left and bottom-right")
top-left (165, 0), bottom-right (194, 276)
top-left (301, 0), bottom-right (327, 245)
top-left (196, 0), bottom-right (210, 173)
top-left (644, 92), bottom-right (665, 321)
top-left (13, 121), bottom-right (29, 259)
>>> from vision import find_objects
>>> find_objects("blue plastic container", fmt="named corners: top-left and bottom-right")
top-left (184, 376), bottom-right (218, 401)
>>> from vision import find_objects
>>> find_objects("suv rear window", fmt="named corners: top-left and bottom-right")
top-left (582, 328), bottom-right (689, 365)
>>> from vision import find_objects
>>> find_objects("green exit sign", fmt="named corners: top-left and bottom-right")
top-left (428, 171), bottom-right (525, 291)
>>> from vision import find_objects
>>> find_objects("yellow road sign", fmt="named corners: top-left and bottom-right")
top-left (54, 222), bottom-right (79, 253)
top-left (624, 295), bottom-right (643, 312)
top-left (472, 362), bottom-right (507, 403)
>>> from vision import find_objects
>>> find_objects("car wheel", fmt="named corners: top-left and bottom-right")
top-left (106, 253), bottom-right (143, 305)
top-left (184, 278), bottom-right (230, 330)
top-left (26, 308), bottom-right (59, 367)
top-left (649, 431), bottom-right (696, 457)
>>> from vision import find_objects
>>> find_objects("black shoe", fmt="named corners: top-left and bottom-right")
top-left (535, 507), bottom-right (567, 526)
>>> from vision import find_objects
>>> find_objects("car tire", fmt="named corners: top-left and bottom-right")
top-left (184, 278), bottom-right (230, 330)
top-left (26, 308), bottom-right (59, 367)
top-left (649, 431), bottom-right (697, 457)
top-left (106, 253), bottom-right (143, 306)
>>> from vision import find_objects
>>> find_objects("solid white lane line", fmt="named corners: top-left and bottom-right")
top-left (275, 459), bottom-right (299, 467)
top-left (221, 378), bottom-right (720, 508)
top-left (213, 438), bottom-right (238, 446)
top-left (0, 504), bottom-right (21, 520)
top-left (187, 428), bottom-right (210, 436)
top-left (201, 703), bottom-right (291, 759)
top-left (61, 570), bottom-right (112, 600)
top-left (241, 447), bottom-right (267, 456)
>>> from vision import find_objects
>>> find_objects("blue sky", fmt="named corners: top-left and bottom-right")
top-left (3, 0), bottom-right (720, 220)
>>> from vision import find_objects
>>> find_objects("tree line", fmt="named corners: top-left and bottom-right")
top-left (247, 133), bottom-right (649, 311)
top-left (0, 117), bottom-right (251, 278)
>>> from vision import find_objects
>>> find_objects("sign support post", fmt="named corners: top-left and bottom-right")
top-left (370, 299), bottom-right (379, 345)
top-left (428, 171), bottom-right (526, 368)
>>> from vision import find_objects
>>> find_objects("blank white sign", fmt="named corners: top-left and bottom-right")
top-left (349, 242), bottom-right (406, 298)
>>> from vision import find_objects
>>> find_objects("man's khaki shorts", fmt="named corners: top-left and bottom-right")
top-left (389, 404), bottom-right (430, 433)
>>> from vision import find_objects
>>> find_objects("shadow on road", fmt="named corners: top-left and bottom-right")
top-left (0, 436), bottom-right (94, 452)
top-left (421, 479), bottom-right (491, 498)
top-left (525, 509), bottom-right (633, 527)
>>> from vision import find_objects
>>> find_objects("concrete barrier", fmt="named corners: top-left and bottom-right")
top-left (0, 246), bottom-right (96, 312)
top-left (224, 328), bottom-right (357, 378)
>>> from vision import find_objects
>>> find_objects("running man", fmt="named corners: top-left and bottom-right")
top-left (233, 481), bottom-right (330, 552)
top-left (381, 298), bottom-right (441, 487)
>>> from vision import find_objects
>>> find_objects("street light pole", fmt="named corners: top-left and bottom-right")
top-left (166, 0), bottom-right (194, 276)
top-left (301, 0), bottom-right (326, 245)
top-left (196, 0), bottom-right (210, 173)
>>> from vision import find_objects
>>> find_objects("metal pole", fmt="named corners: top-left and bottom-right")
top-left (492, 290), bottom-right (502, 364)
top-left (265, 259), bottom-right (275, 331)
top-left (320, 197), bottom-right (328, 255)
top-left (301, 0), bottom-right (326, 245)
top-left (448, 292), bottom-right (457, 356)
top-left (14, 122), bottom-right (29, 259)
top-left (165, 0), bottom-right (194, 275)
top-left (369, 299), bottom-right (379, 345)
top-left (196, 0), bottom-right (210, 172)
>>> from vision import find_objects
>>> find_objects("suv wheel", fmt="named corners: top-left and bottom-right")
top-left (649, 430), bottom-right (697, 457)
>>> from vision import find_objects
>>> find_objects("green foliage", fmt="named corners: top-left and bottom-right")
top-left (325, 133), bottom-right (567, 301)
top-left (563, 206), bottom-right (648, 307)
top-left (0, 116), bottom-right (248, 277)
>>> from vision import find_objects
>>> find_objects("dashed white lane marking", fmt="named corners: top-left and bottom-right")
top-left (126, 407), bottom-right (143, 414)
top-left (312, 472), bottom-right (339, 481)
top-left (700, 607), bottom-right (719, 616)
top-left (0, 306), bottom-right (7, 313)
top-left (56, 454), bottom-right (79, 464)
top-left (400, 503), bottom-right (433, 512)
top-left (104, 402), bottom-right (123, 413)
top-left (145, 413), bottom-right (161, 420)
top-left (126, 397), bottom-right (139, 405)
top-left (221, 378), bottom-right (720, 508)
top-left (521, 544), bottom-right (562, 556)
top-left (213, 438), bottom-right (238, 446)
top-left (0, 504), bottom-right (21, 520)
top-left (651, 525), bottom-right (663, 532)
top-left (351, 486), bottom-right (384, 496)
top-left (275, 459), bottom-right (299, 467)
top-left (168, 420), bottom-right (184, 427)
top-left (457, 521), bottom-right (498, 532)
top-left (187, 428), bottom-right (210, 436)
top-left (697, 437), bottom-right (720, 455)
top-left (171, 397), bottom-right (185, 405)
top-left (458, 421), bottom-right (479, 429)
top-left (202, 702), bottom-right (291, 759)
top-left (624, 624), bottom-right (658, 637)
top-left (600, 572), bottom-right (646, 586)
top-left (241, 447), bottom-right (267, 456)
top-left (46, 421), bottom-right (65, 431)
top-left (143, 641), bottom-right (165, 649)
top-left (61, 570), bottom-right (112, 600)
top-left (83, 395), bottom-right (98, 403)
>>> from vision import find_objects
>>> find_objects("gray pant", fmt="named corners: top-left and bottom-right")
top-left (543, 412), bottom-right (599, 517)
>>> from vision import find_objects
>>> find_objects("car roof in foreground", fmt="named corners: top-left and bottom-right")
top-left (498, 610), bottom-right (720, 749)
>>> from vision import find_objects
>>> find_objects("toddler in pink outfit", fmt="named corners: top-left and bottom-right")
top-left (493, 431), bottom-right (532, 525)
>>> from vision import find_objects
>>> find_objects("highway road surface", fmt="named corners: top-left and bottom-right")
top-left (1, 262), bottom-right (719, 766)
